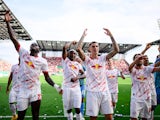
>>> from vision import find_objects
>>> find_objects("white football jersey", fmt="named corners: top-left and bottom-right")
top-left (11, 64), bottom-right (20, 91)
top-left (62, 57), bottom-right (82, 88)
top-left (18, 46), bottom-right (48, 90)
top-left (106, 68), bottom-right (119, 93)
top-left (130, 65), bottom-right (154, 100)
top-left (84, 55), bottom-right (109, 92)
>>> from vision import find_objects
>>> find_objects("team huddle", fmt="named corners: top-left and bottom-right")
top-left (4, 11), bottom-right (160, 120)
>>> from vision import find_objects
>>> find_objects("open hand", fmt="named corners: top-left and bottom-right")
top-left (103, 28), bottom-right (112, 37)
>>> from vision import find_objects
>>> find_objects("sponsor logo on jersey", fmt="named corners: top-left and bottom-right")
top-left (91, 64), bottom-right (102, 69)
top-left (137, 75), bottom-right (147, 81)
top-left (69, 64), bottom-right (77, 70)
top-left (25, 61), bottom-right (35, 68)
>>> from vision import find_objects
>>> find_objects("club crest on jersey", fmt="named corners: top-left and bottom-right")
top-left (25, 61), bottom-right (35, 68)
top-left (108, 75), bottom-right (116, 79)
top-left (69, 65), bottom-right (77, 70)
top-left (91, 64), bottom-right (102, 69)
top-left (137, 75), bottom-right (147, 81)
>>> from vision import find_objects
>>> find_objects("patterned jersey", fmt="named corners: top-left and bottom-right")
top-left (106, 68), bottom-right (119, 93)
top-left (149, 74), bottom-right (156, 95)
top-left (62, 57), bottom-right (82, 88)
top-left (18, 46), bottom-right (48, 90)
top-left (84, 55), bottom-right (108, 92)
top-left (11, 64), bottom-right (20, 91)
top-left (130, 65), bottom-right (154, 100)
top-left (148, 64), bottom-right (156, 96)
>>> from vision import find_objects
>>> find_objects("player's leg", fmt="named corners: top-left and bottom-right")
top-left (9, 90), bottom-right (18, 120)
top-left (80, 84), bottom-right (85, 117)
top-left (9, 103), bottom-right (16, 115)
top-left (86, 91), bottom-right (101, 120)
top-left (73, 87), bottom-right (82, 120)
top-left (31, 100), bottom-right (41, 120)
top-left (63, 87), bottom-right (73, 120)
top-left (112, 93), bottom-right (118, 111)
top-left (140, 99), bottom-right (151, 120)
top-left (16, 90), bottom-right (29, 120)
top-left (150, 94), bottom-right (157, 120)
top-left (90, 116), bottom-right (97, 120)
top-left (29, 88), bottom-right (42, 120)
top-left (17, 98), bottom-right (29, 120)
top-left (130, 98), bottom-right (142, 120)
top-left (17, 110), bottom-right (27, 120)
top-left (100, 92), bottom-right (113, 120)
top-left (10, 103), bottom-right (18, 120)
top-left (67, 109), bottom-right (73, 120)
top-left (104, 114), bottom-right (113, 120)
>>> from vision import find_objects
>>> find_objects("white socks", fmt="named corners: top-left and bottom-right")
top-left (67, 112), bottom-right (73, 120)
top-left (9, 103), bottom-right (17, 115)
top-left (76, 113), bottom-right (82, 120)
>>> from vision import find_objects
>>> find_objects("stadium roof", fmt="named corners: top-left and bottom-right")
top-left (150, 39), bottom-right (160, 45)
top-left (0, 0), bottom-right (32, 40)
top-left (37, 40), bottom-right (141, 54)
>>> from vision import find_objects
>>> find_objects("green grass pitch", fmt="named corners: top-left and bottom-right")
top-left (0, 75), bottom-right (160, 120)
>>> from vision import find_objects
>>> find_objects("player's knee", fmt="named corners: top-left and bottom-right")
top-left (67, 109), bottom-right (72, 113)
top-left (75, 108), bottom-right (80, 114)
top-left (151, 105), bottom-right (157, 111)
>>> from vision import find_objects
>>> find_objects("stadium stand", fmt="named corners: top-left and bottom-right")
top-left (44, 56), bottom-right (129, 75)
top-left (37, 40), bottom-right (138, 75)
top-left (37, 40), bottom-right (141, 54)
top-left (0, 0), bottom-right (32, 40)
top-left (44, 57), bottom-right (63, 74)
top-left (0, 59), bottom-right (11, 76)
top-left (0, 59), bottom-right (11, 71)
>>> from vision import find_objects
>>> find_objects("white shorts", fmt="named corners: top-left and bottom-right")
top-left (130, 98), bottom-right (151, 119)
top-left (63, 86), bottom-right (81, 111)
top-left (16, 88), bottom-right (41, 111)
top-left (111, 93), bottom-right (118, 103)
top-left (86, 91), bottom-right (113, 116)
top-left (9, 88), bottom-right (19, 103)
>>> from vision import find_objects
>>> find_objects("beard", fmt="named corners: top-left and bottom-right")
top-left (31, 49), bottom-right (40, 54)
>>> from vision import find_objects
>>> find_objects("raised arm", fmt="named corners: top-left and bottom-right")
top-left (76, 29), bottom-right (87, 61)
top-left (4, 11), bottom-right (20, 51)
top-left (128, 55), bottom-right (145, 72)
top-left (62, 41), bottom-right (77, 60)
top-left (141, 43), bottom-right (152, 55)
top-left (104, 28), bottom-right (119, 60)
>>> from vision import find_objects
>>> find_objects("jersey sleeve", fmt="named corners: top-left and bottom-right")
top-left (146, 66), bottom-right (154, 74)
top-left (18, 46), bottom-right (29, 58)
top-left (41, 58), bottom-right (48, 72)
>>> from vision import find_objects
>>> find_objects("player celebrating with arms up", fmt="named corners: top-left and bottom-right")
top-left (5, 11), bottom-right (61, 120)
top-left (62, 41), bottom-right (86, 120)
top-left (77, 28), bottom-right (119, 120)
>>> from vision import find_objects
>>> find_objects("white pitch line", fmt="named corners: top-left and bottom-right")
top-left (0, 115), bottom-right (160, 118)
